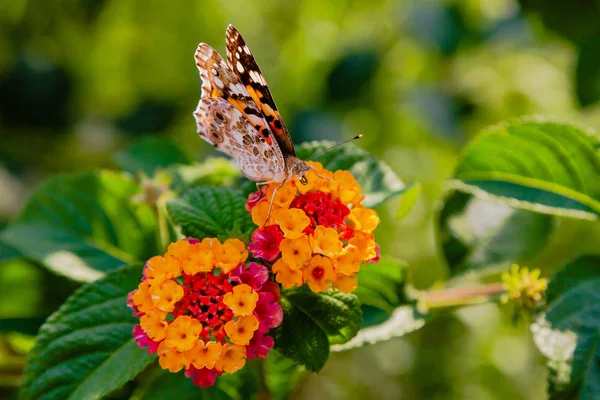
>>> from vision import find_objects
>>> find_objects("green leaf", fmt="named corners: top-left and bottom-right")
top-left (531, 255), bottom-right (600, 399)
top-left (331, 305), bottom-right (427, 352)
top-left (452, 118), bottom-right (600, 220)
top-left (166, 186), bottom-right (254, 242)
top-left (264, 351), bottom-right (306, 400)
top-left (395, 182), bottom-right (421, 220)
top-left (167, 158), bottom-right (242, 193)
top-left (21, 264), bottom-right (155, 400)
top-left (296, 141), bottom-right (406, 208)
top-left (355, 257), bottom-right (407, 313)
top-left (273, 288), bottom-right (362, 372)
top-left (575, 36), bottom-right (600, 107)
top-left (115, 137), bottom-right (191, 176)
top-left (0, 171), bottom-right (157, 281)
top-left (437, 191), bottom-right (554, 275)
top-left (0, 240), bottom-right (21, 263)
top-left (0, 317), bottom-right (46, 335)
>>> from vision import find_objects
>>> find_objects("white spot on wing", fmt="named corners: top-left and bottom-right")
top-left (214, 77), bottom-right (225, 89)
top-left (236, 61), bottom-right (244, 73)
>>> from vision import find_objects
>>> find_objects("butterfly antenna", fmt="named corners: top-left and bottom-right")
top-left (311, 134), bottom-right (363, 158)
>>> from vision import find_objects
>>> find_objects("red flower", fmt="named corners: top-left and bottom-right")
top-left (246, 333), bottom-right (274, 360)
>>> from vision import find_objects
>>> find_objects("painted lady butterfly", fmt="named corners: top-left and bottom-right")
top-left (193, 25), bottom-right (311, 187)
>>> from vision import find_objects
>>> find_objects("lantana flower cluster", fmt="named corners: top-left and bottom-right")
top-left (128, 238), bottom-right (282, 388)
top-left (247, 162), bottom-right (380, 293)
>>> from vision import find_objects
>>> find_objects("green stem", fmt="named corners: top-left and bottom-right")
top-left (421, 282), bottom-right (506, 310)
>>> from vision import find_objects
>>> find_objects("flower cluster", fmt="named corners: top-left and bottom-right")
top-left (247, 162), bottom-right (380, 293)
top-left (501, 264), bottom-right (548, 310)
top-left (128, 239), bottom-right (282, 387)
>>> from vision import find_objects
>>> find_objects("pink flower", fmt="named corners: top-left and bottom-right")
top-left (185, 367), bottom-right (220, 387)
top-left (132, 325), bottom-right (159, 354)
top-left (254, 290), bottom-right (283, 333)
top-left (245, 188), bottom-right (266, 212)
top-left (248, 225), bottom-right (284, 262)
top-left (246, 333), bottom-right (274, 360)
top-left (230, 262), bottom-right (269, 291)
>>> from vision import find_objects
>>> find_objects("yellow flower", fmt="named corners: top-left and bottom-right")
top-left (272, 258), bottom-right (304, 289)
top-left (267, 182), bottom-right (297, 208)
top-left (304, 255), bottom-right (336, 292)
top-left (309, 226), bottom-right (342, 258)
top-left (224, 315), bottom-right (259, 345)
top-left (157, 341), bottom-right (189, 373)
top-left (185, 340), bottom-right (223, 369)
top-left (334, 244), bottom-right (361, 275)
top-left (334, 170), bottom-right (361, 204)
top-left (350, 207), bottom-right (380, 234)
top-left (215, 241), bottom-right (246, 273)
top-left (223, 284), bottom-right (259, 316)
top-left (501, 264), bottom-right (548, 309)
top-left (215, 344), bottom-right (247, 374)
top-left (201, 237), bottom-right (222, 251)
top-left (334, 275), bottom-right (358, 293)
top-left (164, 315), bottom-right (203, 352)
top-left (149, 279), bottom-right (184, 312)
top-left (140, 310), bottom-right (168, 341)
top-left (181, 242), bottom-right (214, 274)
top-left (280, 236), bottom-right (312, 270)
top-left (251, 201), bottom-right (272, 226)
top-left (275, 208), bottom-right (310, 239)
top-left (132, 282), bottom-right (154, 314)
top-left (349, 231), bottom-right (377, 260)
top-left (167, 239), bottom-right (193, 259)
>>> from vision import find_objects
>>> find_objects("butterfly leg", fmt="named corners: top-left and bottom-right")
top-left (263, 180), bottom-right (285, 227)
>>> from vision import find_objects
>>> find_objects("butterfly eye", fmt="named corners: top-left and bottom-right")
top-left (299, 176), bottom-right (308, 185)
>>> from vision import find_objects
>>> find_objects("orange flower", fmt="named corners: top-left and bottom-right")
top-left (167, 240), bottom-right (193, 259)
top-left (280, 236), bottom-right (312, 270)
top-left (272, 258), bottom-right (304, 289)
top-left (201, 237), bottom-right (222, 251)
top-left (275, 208), bottom-right (311, 239)
top-left (157, 341), bottom-right (189, 373)
top-left (216, 344), bottom-right (247, 373)
top-left (145, 255), bottom-right (181, 284)
top-left (334, 275), bottom-right (358, 293)
top-left (350, 207), bottom-right (380, 233)
top-left (223, 284), bottom-right (259, 316)
top-left (309, 226), bottom-right (342, 258)
top-left (251, 201), bottom-right (271, 226)
top-left (224, 315), bottom-right (259, 345)
top-left (181, 242), bottom-right (214, 274)
top-left (267, 182), bottom-right (297, 208)
top-left (334, 170), bottom-right (361, 204)
top-left (132, 282), bottom-right (154, 314)
top-left (164, 315), bottom-right (203, 352)
top-left (215, 240), bottom-right (247, 273)
top-left (140, 310), bottom-right (168, 341)
top-left (150, 279), bottom-right (184, 312)
top-left (349, 231), bottom-right (377, 260)
top-left (304, 255), bottom-right (336, 292)
top-left (334, 244), bottom-right (362, 275)
top-left (186, 340), bottom-right (223, 369)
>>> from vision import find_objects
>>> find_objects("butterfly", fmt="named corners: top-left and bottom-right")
top-left (193, 24), bottom-right (312, 188)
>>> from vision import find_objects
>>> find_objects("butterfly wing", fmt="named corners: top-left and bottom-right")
top-left (225, 25), bottom-right (296, 157)
top-left (194, 97), bottom-right (286, 182)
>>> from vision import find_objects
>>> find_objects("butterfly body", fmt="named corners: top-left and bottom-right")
top-left (194, 25), bottom-right (310, 185)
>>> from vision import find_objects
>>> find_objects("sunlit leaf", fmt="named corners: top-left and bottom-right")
top-left (452, 118), bottom-right (600, 220)
top-left (531, 255), bottom-right (600, 399)
top-left (0, 171), bottom-right (157, 281)
top-left (395, 182), bottom-right (421, 220)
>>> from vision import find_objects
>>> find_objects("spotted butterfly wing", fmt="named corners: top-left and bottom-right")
top-left (194, 43), bottom-right (287, 182)
top-left (225, 25), bottom-right (297, 158)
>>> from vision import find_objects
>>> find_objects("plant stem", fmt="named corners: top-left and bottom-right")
top-left (421, 283), bottom-right (506, 310)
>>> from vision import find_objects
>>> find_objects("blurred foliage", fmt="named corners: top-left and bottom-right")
top-left (1, 0), bottom-right (600, 399)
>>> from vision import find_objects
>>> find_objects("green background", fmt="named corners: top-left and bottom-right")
top-left (2, 0), bottom-right (600, 398)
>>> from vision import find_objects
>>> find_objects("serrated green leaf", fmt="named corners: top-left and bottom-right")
top-left (453, 118), bottom-right (600, 220)
top-left (395, 182), bottom-right (421, 220)
top-left (437, 191), bottom-right (554, 276)
top-left (531, 255), bottom-right (600, 399)
top-left (296, 141), bottom-right (406, 208)
top-left (115, 137), bottom-right (191, 176)
top-left (0, 171), bottom-right (157, 281)
top-left (355, 257), bottom-right (407, 313)
top-left (21, 264), bottom-right (154, 400)
top-left (166, 186), bottom-right (254, 242)
top-left (273, 288), bottom-right (362, 372)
